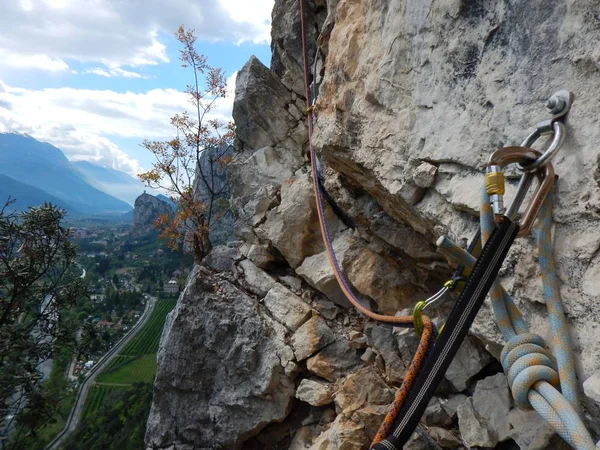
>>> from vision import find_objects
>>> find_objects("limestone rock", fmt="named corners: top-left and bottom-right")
top-left (508, 408), bottom-right (558, 450)
top-left (238, 259), bottom-right (276, 297)
top-left (584, 371), bottom-right (600, 406)
top-left (280, 274), bottom-right (303, 291)
top-left (445, 335), bottom-right (493, 392)
top-left (144, 265), bottom-right (295, 449)
top-left (306, 338), bottom-right (363, 382)
top-left (202, 245), bottom-right (241, 272)
top-left (441, 394), bottom-right (468, 422)
top-left (263, 283), bottom-right (312, 331)
top-left (229, 55), bottom-right (307, 225)
top-left (427, 427), bottom-right (462, 449)
top-left (334, 367), bottom-right (395, 414)
top-left (296, 231), bottom-right (354, 307)
top-left (325, 414), bottom-right (370, 450)
top-left (291, 316), bottom-right (336, 361)
top-left (457, 398), bottom-right (495, 448)
top-left (296, 379), bottom-right (333, 407)
top-left (297, 230), bottom-right (423, 312)
top-left (457, 373), bottom-right (511, 448)
top-left (131, 192), bottom-right (173, 237)
top-left (365, 322), bottom-right (406, 384)
top-left (413, 162), bottom-right (438, 188)
top-left (262, 171), bottom-right (344, 268)
top-left (422, 397), bottom-right (453, 428)
top-left (313, 298), bottom-right (340, 320)
top-left (351, 404), bottom-right (391, 441)
top-left (243, 243), bottom-right (275, 269)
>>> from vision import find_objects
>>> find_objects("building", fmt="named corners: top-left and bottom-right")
top-left (163, 279), bottom-right (179, 294)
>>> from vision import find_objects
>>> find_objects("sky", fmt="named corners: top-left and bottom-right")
top-left (0, 0), bottom-right (274, 176)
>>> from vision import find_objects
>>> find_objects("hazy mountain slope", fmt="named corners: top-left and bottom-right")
top-left (0, 174), bottom-right (81, 214)
top-left (72, 160), bottom-right (145, 206)
top-left (0, 133), bottom-right (131, 214)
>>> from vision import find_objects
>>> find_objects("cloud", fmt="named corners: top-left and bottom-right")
top-left (84, 67), bottom-right (145, 79)
top-left (0, 0), bottom-right (273, 72)
top-left (0, 72), bottom-right (237, 174)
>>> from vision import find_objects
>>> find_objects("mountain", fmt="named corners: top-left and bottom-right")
top-left (72, 160), bottom-right (145, 206)
top-left (0, 133), bottom-right (131, 215)
top-left (0, 174), bottom-right (81, 215)
top-left (155, 194), bottom-right (177, 211)
top-left (131, 193), bottom-right (173, 236)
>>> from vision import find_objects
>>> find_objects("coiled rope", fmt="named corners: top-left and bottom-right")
top-left (437, 186), bottom-right (595, 450)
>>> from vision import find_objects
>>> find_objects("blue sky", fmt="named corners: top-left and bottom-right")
top-left (0, 0), bottom-right (273, 174)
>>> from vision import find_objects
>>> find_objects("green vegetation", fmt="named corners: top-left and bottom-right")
top-left (11, 350), bottom-right (77, 450)
top-left (118, 298), bottom-right (177, 358)
top-left (97, 354), bottom-right (157, 384)
top-left (82, 385), bottom-right (130, 419)
top-left (61, 383), bottom-right (152, 450)
top-left (79, 298), bottom-right (176, 429)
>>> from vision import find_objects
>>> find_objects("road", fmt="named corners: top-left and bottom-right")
top-left (45, 295), bottom-right (156, 450)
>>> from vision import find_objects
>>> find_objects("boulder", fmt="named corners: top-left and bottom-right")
top-left (296, 379), bottom-right (333, 407)
top-left (457, 373), bottom-right (511, 448)
top-left (334, 367), bottom-right (395, 414)
top-left (261, 171), bottom-right (344, 268)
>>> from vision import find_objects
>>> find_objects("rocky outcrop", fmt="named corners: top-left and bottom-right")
top-left (147, 0), bottom-right (600, 449)
top-left (145, 265), bottom-right (296, 449)
top-left (131, 192), bottom-right (173, 236)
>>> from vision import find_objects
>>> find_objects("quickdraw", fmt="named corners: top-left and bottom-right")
top-left (297, 1), bottom-right (594, 449)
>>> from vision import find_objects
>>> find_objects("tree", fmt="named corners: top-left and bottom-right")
top-left (139, 25), bottom-right (234, 263)
top-left (0, 200), bottom-right (85, 447)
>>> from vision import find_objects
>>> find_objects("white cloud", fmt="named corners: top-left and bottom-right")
top-left (84, 67), bottom-right (145, 79)
top-left (0, 73), bottom-right (237, 174)
top-left (0, 49), bottom-right (68, 71)
top-left (0, 0), bottom-right (273, 72)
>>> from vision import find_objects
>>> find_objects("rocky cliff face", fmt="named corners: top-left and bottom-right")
top-left (132, 192), bottom-right (173, 236)
top-left (146, 1), bottom-right (600, 449)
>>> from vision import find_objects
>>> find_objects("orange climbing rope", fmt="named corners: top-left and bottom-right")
top-left (297, 0), bottom-right (434, 445)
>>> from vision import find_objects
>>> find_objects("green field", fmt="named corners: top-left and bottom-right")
top-left (97, 353), bottom-right (157, 384)
top-left (81, 299), bottom-right (177, 422)
top-left (82, 384), bottom-right (130, 419)
top-left (118, 298), bottom-right (177, 357)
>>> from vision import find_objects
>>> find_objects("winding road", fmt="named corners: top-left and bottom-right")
top-left (45, 295), bottom-right (156, 450)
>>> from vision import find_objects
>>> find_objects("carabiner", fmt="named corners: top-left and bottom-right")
top-left (485, 146), bottom-right (555, 237)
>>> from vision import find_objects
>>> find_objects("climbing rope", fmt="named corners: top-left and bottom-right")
top-left (297, 0), bottom-right (437, 441)
top-left (298, 1), bottom-right (592, 449)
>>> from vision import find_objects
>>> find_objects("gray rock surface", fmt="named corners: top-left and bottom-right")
top-left (457, 373), bottom-right (511, 448)
top-left (238, 259), bottom-right (276, 297)
top-left (144, 265), bottom-right (295, 449)
top-left (131, 192), bottom-right (173, 237)
top-left (296, 378), bottom-right (333, 407)
top-left (202, 245), bottom-right (241, 272)
top-left (445, 335), bottom-right (493, 392)
top-left (263, 283), bottom-right (313, 331)
top-left (291, 316), bottom-right (336, 361)
top-left (306, 338), bottom-right (363, 382)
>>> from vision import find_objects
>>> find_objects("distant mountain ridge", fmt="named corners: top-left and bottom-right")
top-left (0, 173), bottom-right (81, 215)
top-left (0, 133), bottom-right (131, 215)
top-left (72, 160), bottom-right (145, 206)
